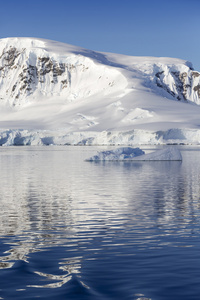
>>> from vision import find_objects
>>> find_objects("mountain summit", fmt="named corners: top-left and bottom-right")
top-left (0, 37), bottom-right (200, 145)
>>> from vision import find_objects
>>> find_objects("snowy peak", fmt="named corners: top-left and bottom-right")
top-left (104, 53), bottom-right (200, 104)
top-left (0, 38), bottom-right (127, 106)
top-left (150, 64), bottom-right (200, 103)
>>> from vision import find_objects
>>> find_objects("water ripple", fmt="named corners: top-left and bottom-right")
top-left (0, 146), bottom-right (200, 299)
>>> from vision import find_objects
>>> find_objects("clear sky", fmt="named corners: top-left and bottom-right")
top-left (1, 0), bottom-right (200, 70)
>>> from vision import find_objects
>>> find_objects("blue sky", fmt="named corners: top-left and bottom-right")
top-left (1, 0), bottom-right (200, 70)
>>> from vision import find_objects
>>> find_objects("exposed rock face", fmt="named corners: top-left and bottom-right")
top-left (0, 38), bottom-right (127, 106)
top-left (153, 66), bottom-right (200, 104)
top-left (0, 47), bottom-right (92, 104)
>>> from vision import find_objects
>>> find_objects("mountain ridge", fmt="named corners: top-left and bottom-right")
top-left (1, 37), bottom-right (199, 106)
top-left (0, 37), bottom-right (200, 145)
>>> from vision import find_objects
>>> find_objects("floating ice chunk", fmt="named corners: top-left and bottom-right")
top-left (132, 146), bottom-right (182, 161)
top-left (86, 146), bottom-right (182, 161)
top-left (86, 147), bottom-right (145, 161)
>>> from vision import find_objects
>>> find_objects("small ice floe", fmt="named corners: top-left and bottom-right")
top-left (86, 146), bottom-right (182, 161)
top-left (86, 147), bottom-right (145, 161)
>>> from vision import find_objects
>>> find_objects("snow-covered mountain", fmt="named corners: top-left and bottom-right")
top-left (0, 38), bottom-right (128, 106)
top-left (0, 37), bottom-right (200, 145)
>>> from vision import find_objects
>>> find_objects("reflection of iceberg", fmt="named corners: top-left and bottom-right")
top-left (0, 145), bottom-right (188, 297)
top-left (87, 146), bottom-right (182, 161)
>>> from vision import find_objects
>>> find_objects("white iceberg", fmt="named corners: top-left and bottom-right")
top-left (86, 147), bottom-right (145, 161)
top-left (86, 146), bottom-right (182, 161)
top-left (132, 147), bottom-right (182, 161)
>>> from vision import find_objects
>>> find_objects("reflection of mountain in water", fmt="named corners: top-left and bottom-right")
top-left (0, 146), bottom-right (200, 290)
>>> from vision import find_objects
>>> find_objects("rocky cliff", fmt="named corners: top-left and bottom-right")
top-left (0, 38), bottom-right (127, 106)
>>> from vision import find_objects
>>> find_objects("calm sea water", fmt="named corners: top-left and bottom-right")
top-left (0, 146), bottom-right (200, 300)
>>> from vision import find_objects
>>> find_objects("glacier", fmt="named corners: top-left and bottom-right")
top-left (0, 37), bottom-right (200, 146)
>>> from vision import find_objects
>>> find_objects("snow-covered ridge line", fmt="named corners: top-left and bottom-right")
top-left (0, 37), bottom-right (200, 106)
top-left (0, 37), bottom-right (128, 106)
top-left (1, 128), bottom-right (200, 146)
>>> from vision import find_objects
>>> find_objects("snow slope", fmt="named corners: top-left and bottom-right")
top-left (0, 37), bottom-right (200, 145)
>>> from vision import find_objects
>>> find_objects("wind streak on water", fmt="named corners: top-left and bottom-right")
top-left (0, 146), bottom-right (200, 299)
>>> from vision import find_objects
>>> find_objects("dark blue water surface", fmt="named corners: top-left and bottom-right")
top-left (0, 146), bottom-right (200, 300)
